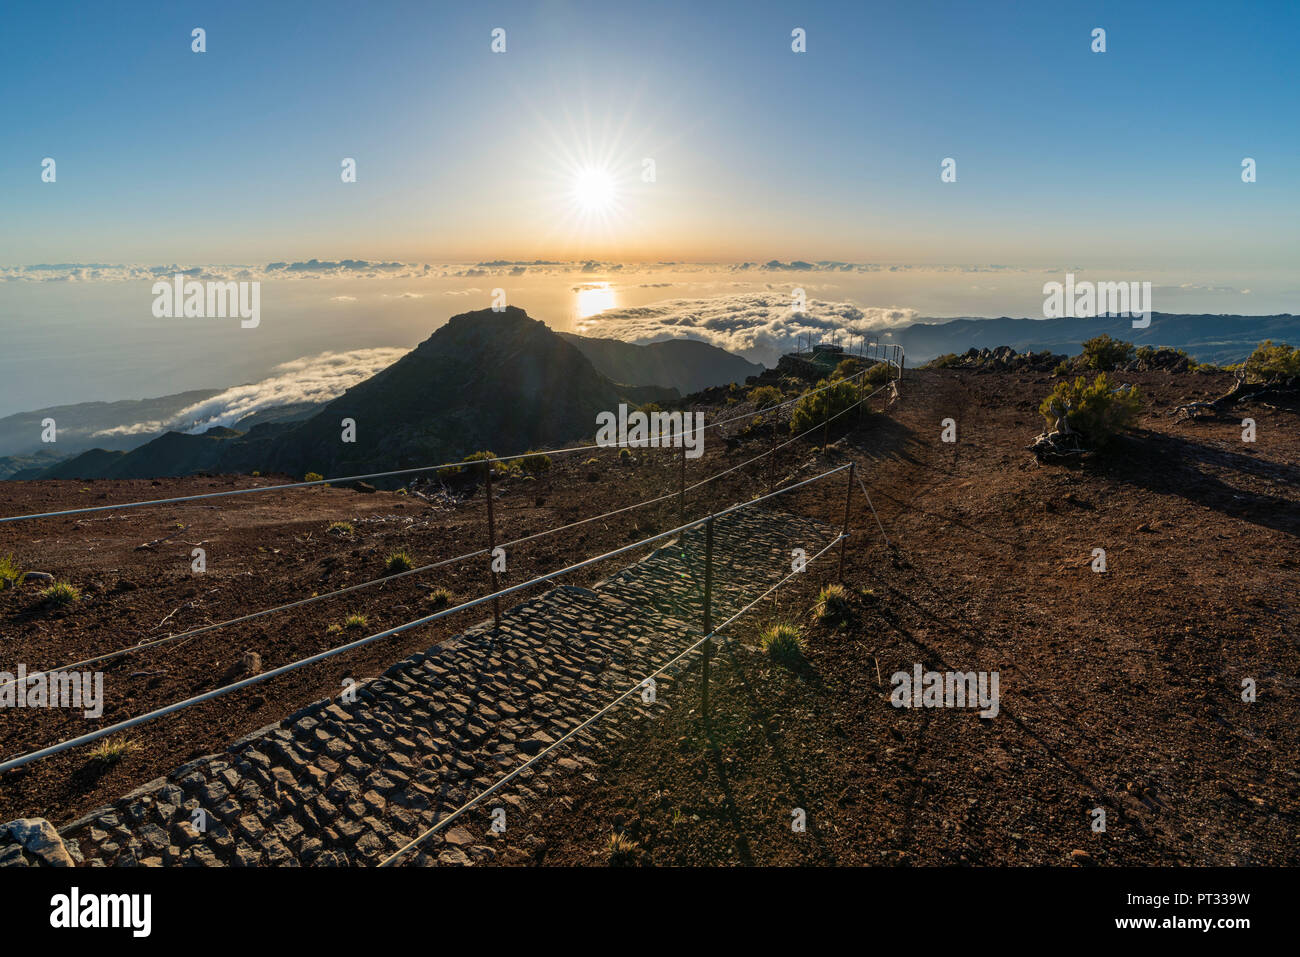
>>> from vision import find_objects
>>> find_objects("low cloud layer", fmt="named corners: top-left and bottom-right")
top-left (575, 293), bottom-right (921, 366)
top-left (95, 347), bottom-right (408, 437)
top-left (0, 259), bottom-right (1053, 283)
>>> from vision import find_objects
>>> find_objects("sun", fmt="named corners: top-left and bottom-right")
top-left (571, 166), bottom-right (617, 214)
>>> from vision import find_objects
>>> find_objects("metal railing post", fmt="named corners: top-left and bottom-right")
top-left (701, 514), bottom-right (714, 723)
top-left (486, 463), bottom-right (501, 630)
top-left (838, 461), bottom-right (855, 582)
top-left (679, 424), bottom-right (687, 526)
top-left (768, 416), bottom-right (777, 494)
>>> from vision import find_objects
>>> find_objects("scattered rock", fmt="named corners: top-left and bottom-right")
top-left (0, 818), bottom-right (74, 867)
top-left (220, 652), bottom-right (263, 683)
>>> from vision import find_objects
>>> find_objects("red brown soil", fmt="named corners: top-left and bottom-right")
top-left (482, 368), bottom-right (1299, 866)
top-left (2, 367), bottom-right (1297, 867)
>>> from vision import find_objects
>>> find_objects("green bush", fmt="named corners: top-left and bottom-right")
top-left (87, 737), bottom-right (139, 766)
top-left (384, 551), bottom-right (414, 573)
top-left (832, 358), bottom-right (861, 380)
top-left (748, 385), bottom-right (784, 409)
top-left (40, 581), bottom-right (80, 607)
top-left (304, 471), bottom-right (324, 483)
top-left (1039, 373), bottom-right (1141, 448)
top-left (0, 554), bottom-right (22, 590)
top-left (923, 353), bottom-right (961, 369)
top-left (1079, 334), bottom-right (1135, 371)
top-left (814, 584), bottom-right (852, 625)
top-left (1243, 340), bottom-right (1300, 382)
top-left (790, 378), bottom-right (860, 434)
top-left (520, 450), bottom-right (552, 474)
top-left (461, 450), bottom-right (510, 477)
top-left (760, 622), bottom-right (806, 668)
top-left (862, 362), bottom-right (892, 387)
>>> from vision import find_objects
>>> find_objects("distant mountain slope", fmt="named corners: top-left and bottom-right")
top-left (0, 449), bottom-right (65, 481)
top-left (31, 308), bottom-right (678, 481)
top-left (558, 333), bottom-right (764, 394)
top-left (888, 313), bottom-right (1299, 366)
top-left (0, 390), bottom-right (221, 458)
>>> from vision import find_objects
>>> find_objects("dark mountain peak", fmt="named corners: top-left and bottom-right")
top-left (416, 306), bottom-right (551, 352)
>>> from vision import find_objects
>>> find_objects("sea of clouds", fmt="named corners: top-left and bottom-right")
top-left (94, 347), bottom-right (409, 438)
top-left (575, 292), bottom-right (921, 366)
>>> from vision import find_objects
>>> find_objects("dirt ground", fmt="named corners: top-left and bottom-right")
top-left (2, 367), bottom-right (1296, 866)
top-left (481, 367), bottom-right (1300, 866)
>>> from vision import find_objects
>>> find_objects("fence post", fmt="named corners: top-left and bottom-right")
top-left (679, 425), bottom-right (687, 527)
top-left (486, 462), bottom-right (501, 630)
top-left (768, 416), bottom-right (777, 494)
top-left (838, 461), bottom-right (855, 583)
top-left (701, 514), bottom-right (714, 723)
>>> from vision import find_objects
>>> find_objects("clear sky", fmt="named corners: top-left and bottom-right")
top-left (2, 0), bottom-right (1297, 270)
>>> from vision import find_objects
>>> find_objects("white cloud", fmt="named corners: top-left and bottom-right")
top-left (575, 293), bottom-right (920, 365)
top-left (94, 347), bottom-right (408, 437)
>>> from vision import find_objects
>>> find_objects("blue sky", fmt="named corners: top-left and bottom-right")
top-left (2, 0), bottom-right (1297, 269)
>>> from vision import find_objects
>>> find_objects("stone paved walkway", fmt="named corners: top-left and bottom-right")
top-left (0, 507), bottom-right (836, 867)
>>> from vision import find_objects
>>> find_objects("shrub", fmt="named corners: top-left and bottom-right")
top-left (790, 378), bottom-right (860, 434)
top-left (87, 737), bottom-right (139, 766)
top-left (304, 471), bottom-right (324, 483)
top-left (862, 362), bottom-right (892, 388)
top-left (344, 613), bottom-right (368, 630)
top-left (384, 551), bottom-right (414, 573)
top-left (461, 450), bottom-right (509, 477)
top-left (815, 584), bottom-right (852, 625)
top-left (923, 353), bottom-right (961, 369)
top-left (1243, 340), bottom-right (1300, 382)
top-left (40, 582), bottom-right (80, 606)
top-left (748, 385), bottom-right (784, 409)
top-left (1079, 334), bottom-right (1135, 372)
top-left (426, 587), bottom-right (451, 608)
top-left (521, 450), bottom-right (552, 474)
top-left (833, 358), bottom-right (861, 380)
top-left (605, 832), bottom-right (641, 866)
top-left (760, 622), bottom-right (806, 667)
top-left (0, 554), bottom-right (22, 590)
top-left (1038, 373), bottom-right (1141, 448)
top-left (618, 447), bottom-right (632, 464)
top-left (328, 521), bottom-right (354, 536)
